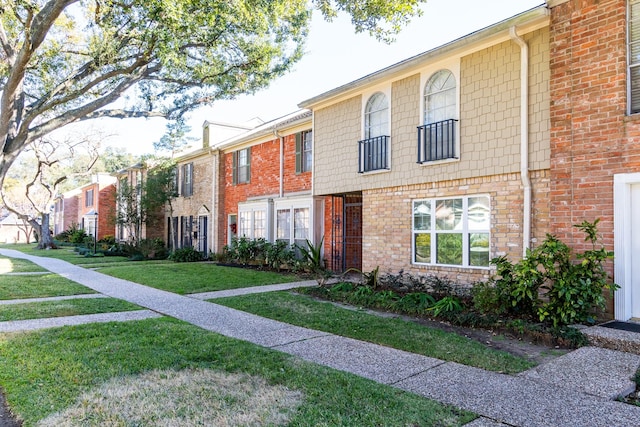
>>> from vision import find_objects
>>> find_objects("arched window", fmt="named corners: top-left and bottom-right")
top-left (424, 70), bottom-right (456, 124)
top-left (364, 92), bottom-right (389, 139)
top-left (418, 70), bottom-right (457, 163)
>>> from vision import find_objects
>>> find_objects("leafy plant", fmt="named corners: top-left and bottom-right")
top-left (480, 219), bottom-right (617, 327)
top-left (296, 236), bottom-right (324, 272)
top-left (396, 292), bottom-right (436, 314)
top-left (169, 247), bottom-right (204, 263)
top-left (538, 219), bottom-right (617, 326)
top-left (427, 296), bottom-right (462, 317)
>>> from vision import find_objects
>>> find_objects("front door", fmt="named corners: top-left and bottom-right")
top-left (632, 184), bottom-right (640, 318)
top-left (198, 216), bottom-right (208, 255)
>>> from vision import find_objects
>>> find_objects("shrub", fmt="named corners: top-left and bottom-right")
top-left (475, 219), bottom-right (617, 327)
top-left (138, 238), bottom-right (168, 260)
top-left (169, 247), bottom-right (204, 263)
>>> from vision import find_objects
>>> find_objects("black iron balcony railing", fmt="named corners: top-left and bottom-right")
top-left (358, 135), bottom-right (390, 173)
top-left (417, 119), bottom-right (458, 164)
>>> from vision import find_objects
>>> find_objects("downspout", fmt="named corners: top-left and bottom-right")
top-left (509, 26), bottom-right (531, 257)
top-left (274, 129), bottom-right (284, 198)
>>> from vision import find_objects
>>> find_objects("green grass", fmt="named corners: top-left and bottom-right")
top-left (95, 263), bottom-right (297, 294)
top-left (215, 291), bottom-right (536, 374)
top-left (0, 243), bottom-right (129, 265)
top-left (0, 298), bottom-right (141, 321)
top-left (0, 318), bottom-right (476, 426)
top-left (0, 274), bottom-right (95, 300)
top-left (0, 256), bottom-right (47, 273)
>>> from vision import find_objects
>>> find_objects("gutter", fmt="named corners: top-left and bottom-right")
top-left (509, 26), bottom-right (532, 256)
top-left (275, 129), bottom-right (284, 198)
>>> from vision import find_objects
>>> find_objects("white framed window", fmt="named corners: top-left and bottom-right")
top-left (181, 163), bottom-right (193, 197)
top-left (412, 195), bottom-right (490, 267)
top-left (629, 0), bottom-right (640, 114)
top-left (276, 208), bottom-right (291, 242)
top-left (233, 147), bottom-right (251, 184)
top-left (238, 201), bottom-right (270, 240)
top-left (294, 207), bottom-right (310, 248)
top-left (295, 130), bottom-right (313, 173)
top-left (364, 92), bottom-right (389, 139)
top-left (359, 91), bottom-right (390, 173)
top-left (274, 198), bottom-right (315, 248)
top-left (424, 70), bottom-right (457, 124)
top-left (85, 189), bottom-right (94, 207)
top-left (419, 69), bottom-right (458, 164)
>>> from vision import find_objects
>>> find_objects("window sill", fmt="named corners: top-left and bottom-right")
top-left (359, 168), bottom-right (391, 176)
top-left (417, 157), bottom-right (459, 167)
top-left (411, 261), bottom-right (492, 271)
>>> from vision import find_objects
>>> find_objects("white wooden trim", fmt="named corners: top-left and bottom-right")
top-left (613, 173), bottom-right (640, 320)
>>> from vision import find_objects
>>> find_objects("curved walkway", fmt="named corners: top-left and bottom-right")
top-left (1, 248), bottom-right (640, 427)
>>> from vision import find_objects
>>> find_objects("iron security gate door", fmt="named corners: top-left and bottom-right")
top-left (329, 193), bottom-right (362, 272)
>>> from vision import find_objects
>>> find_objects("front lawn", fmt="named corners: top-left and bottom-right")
top-left (0, 244), bottom-right (129, 265)
top-left (0, 256), bottom-right (46, 273)
top-left (0, 318), bottom-right (475, 426)
top-left (0, 298), bottom-right (141, 321)
top-left (95, 263), bottom-right (297, 294)
top-left (215, 291), bottom-right (535, 374)
top-left (0, 274), bottom-right (96, 300)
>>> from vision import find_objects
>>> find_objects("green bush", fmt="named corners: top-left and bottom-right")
top-left (169, 247), bottom-right (204, 263)
top-left (475, 219), bottom-right (617, 327)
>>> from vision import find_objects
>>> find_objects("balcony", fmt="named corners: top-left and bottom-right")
top-left (417, 119), bottom-right (458, 164)
top-left (358, 135), bottom-right (390, 173)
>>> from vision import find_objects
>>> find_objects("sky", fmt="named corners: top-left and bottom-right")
top-left (72, 0), bottom-right (545, 155)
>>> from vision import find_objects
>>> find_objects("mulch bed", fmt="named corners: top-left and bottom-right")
top-left (0, 388), bottom-right (21, 427)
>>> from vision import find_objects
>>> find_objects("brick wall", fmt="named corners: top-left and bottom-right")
top-left (97, 185), bottom-right (116, 240)
top-left (362, 170), bottom-right (550, 285)
top-left (171, 152), bottom-right (215, 251)
top-left (222, 131), bottom-right (312, 245)
top-left (549, 0), bottom-right (639, 255)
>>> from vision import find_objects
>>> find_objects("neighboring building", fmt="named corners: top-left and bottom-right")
top-left (114, 163), bottom-right (165, 244)
top-left (77, 174), bottom-right (117, 240)
top-left (299, 6), bottom-right (551, 284)
top-left (217, 110), bottom-right (323, 253)
top-left (547, 0), bottom-right (640, 321)
top-left (52, 188), bottom-right (80, 236)
top-left (168, 145), bottom-right (219, 255)
top-left (0, 213), bottom-right (33, 244)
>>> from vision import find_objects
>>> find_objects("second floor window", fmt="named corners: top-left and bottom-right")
top-left (233, 147), bottom-right (251, 184)
top-left (364, 92), bottom-right (389, 139)
top-left (85, 189), bottom-right (94, 207)
top-left (181, 163), bottom-right (193, 197)
top-left (295, 130), bottom-right (313, 173)
top-left (359, 93), bottom-right (390, 173)
top-left (418, 69), bottom-right (458, 163)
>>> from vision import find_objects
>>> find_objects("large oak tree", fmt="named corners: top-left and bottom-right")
top-left (0, 0), bottom-right (422, 245)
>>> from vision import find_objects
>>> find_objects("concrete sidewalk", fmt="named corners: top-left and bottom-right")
top-left (2, 248), bottom-right (640, 427)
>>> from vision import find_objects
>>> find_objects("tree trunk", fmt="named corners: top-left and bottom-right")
top-left (31, 213), bottom-right (56, 249)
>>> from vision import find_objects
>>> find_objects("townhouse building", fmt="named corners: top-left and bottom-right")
top-left (76, 174), bottom-right (117, 240)
top-left (167, 119), bottom-right (260, 254)
top-left (547, 0), bottom-right (640, 320)
top-left (300, 6), bottom-right (551, 285)
top-left (114, 163), bottom-right (166, 243)
top-left (52, 188), bottom-right (80, 236)
top-left (218, 110), bottom-right (324, 253)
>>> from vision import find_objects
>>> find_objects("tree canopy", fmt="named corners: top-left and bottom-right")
top-left (0, 0), bottom-right (423, 193)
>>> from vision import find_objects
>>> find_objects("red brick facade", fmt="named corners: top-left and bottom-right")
top-left (550, 0), bottom-right (640, 253)
top-left (222, 131), bottom-right (313, 245)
